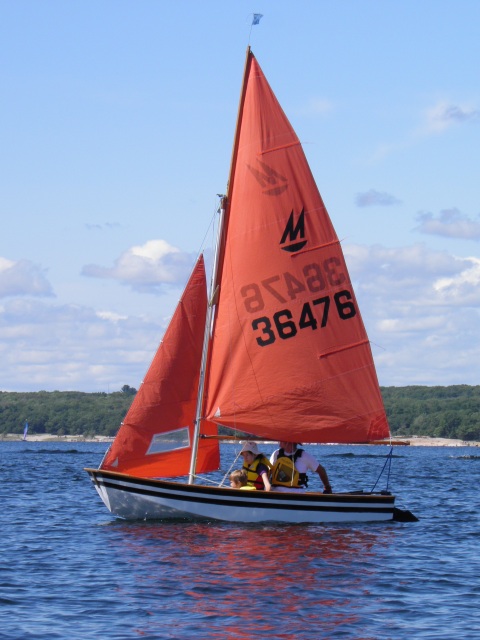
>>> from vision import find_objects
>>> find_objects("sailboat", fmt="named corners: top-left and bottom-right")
top-left (86, 48), bottom-right (403, 523)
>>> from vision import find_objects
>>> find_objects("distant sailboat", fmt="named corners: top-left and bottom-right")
top-left (23, 421), bottom-right (28, 441)
top-left (86, 48), bottom-right (413, 523)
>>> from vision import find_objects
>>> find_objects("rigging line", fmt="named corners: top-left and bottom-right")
top-left (189, 199), bottom-right (225, 484)
top-left (385, 447), bottom-right (393, 491)
top-left (191, 474), bottom-right (223, 487)
top-left (219, 448), bottom-right (243, 487)
top-left (370, 445), bottom-right (394, 493)
top-left (370, 340), bottom-right (387, 352)
top-left (196, 195), bottom-right (223, 261)
top-left (98, 446), bottom-right (111, 470)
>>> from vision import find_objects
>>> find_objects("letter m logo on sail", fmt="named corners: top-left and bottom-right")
top-left (247, 160), bottom-right (288, 196)
top-left (280, 209), bottom-right (307, 252)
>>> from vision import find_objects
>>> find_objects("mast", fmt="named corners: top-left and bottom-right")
top-left (187, 48), bottom-right (253, 484)
top-left (187, 197), bottom-right (226, 484)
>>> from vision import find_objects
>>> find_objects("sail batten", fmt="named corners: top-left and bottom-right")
top-left (292, 239), bottom-right (341, 255)
top-left (318, 339), bottom-right (371, 358)
top-left (259, 140), bottom-right (301, 155)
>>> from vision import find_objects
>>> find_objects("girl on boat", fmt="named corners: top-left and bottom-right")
top-left (240, 441), bottom-right (272, 491)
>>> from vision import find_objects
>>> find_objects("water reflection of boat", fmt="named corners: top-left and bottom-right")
top-left (86, 47), bottom-right (405, 523)
top-left (109, 521), bottom-right (396, 637)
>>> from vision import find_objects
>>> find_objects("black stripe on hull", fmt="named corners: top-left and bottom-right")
top-left (86, 469), bottom-right (395, 516)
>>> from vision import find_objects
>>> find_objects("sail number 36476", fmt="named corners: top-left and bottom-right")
top-left (250, 291), bottom-right (356, 347)
top-left (239, 260), bottom-right (356, 347)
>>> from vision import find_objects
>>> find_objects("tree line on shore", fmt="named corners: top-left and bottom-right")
top-left (1, 384), bottom-right (479, 441)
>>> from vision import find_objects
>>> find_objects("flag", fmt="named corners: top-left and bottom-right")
top-left (252, 14), bottom-right (263, 25)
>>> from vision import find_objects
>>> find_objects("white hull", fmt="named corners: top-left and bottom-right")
top-left (85, 469), bottom-right (395, 524)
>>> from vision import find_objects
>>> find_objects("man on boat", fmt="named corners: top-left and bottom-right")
top-left (270, 442), bottom-right (332, 493)
top-left (240, 441), bottom-right (272, 491)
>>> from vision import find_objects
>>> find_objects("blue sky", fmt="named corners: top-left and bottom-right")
top-left (1, 0), bottom-right (480, 392)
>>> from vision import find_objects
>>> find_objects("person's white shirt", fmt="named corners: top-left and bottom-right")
top-left (270, 447), bottom-right (319, 474)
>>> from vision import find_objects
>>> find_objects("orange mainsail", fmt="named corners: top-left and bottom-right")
top-left (101, 256), bottom-right (219, 477)
top-left (204, 50), bottom-right (389, 444)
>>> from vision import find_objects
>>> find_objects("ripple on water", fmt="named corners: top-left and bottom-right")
top-left (1, 442), bottom-right (479, 639)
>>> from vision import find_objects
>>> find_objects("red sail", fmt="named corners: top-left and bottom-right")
top-left (205, 51), bottom-right (389, 444)
top-left (101, 256), bottom-right (219, 477)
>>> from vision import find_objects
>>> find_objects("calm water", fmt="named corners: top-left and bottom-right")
top-left (1, 441), bottom-right (479, 639)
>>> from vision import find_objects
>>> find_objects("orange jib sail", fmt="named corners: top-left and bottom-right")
top-left (205, 51), bottom-right (389, 444)
top-left (101, 256), bottom-right (219, 477)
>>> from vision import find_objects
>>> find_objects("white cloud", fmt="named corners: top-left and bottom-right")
top-left (97, 310), bottom-right (128, 322)
top-left (345, 243), bottom-right (464, 290)
top-left (81, 239), bottom-right (195, 293)
top-left (378, 316), bottom-right (446, 334)
top-left (85, 222), bottom-right (122, 231)
top-left (355, 189), bottom-right (401, 207)
top-left (1, 242), bottom-right (479, 392)
top-left (0, 299), bottom-right (166, 392)
top-left (297, 97), bottom-right (333, 117)
top-left (369, 99), bottom-right (480, 162)
top-left (423, 101), bottom-right (480, 134)
top-left (415, 208), bottom-right (480, 240)
top-left (0, 257), bottom-right (54, 298)
top-left (344, 243), bottom-right (480, 385)
top-left (434, 257), bottom-right (480, 305)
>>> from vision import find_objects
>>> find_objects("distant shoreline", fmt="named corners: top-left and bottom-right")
top-left (1, 434), bottom-right (479, 447)
top-left (1, 434), bottom-right (114, 443)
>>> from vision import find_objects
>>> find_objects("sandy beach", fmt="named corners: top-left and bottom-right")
top-left (1, 434), bottom-right (479, 446)
top-left (393, 436), bottom-right (479, 447)
top-left (1, 434), bottom-right (114, 443)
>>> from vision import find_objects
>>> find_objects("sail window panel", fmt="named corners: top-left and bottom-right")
top-left (146, 427), bottom-right (191, 455)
